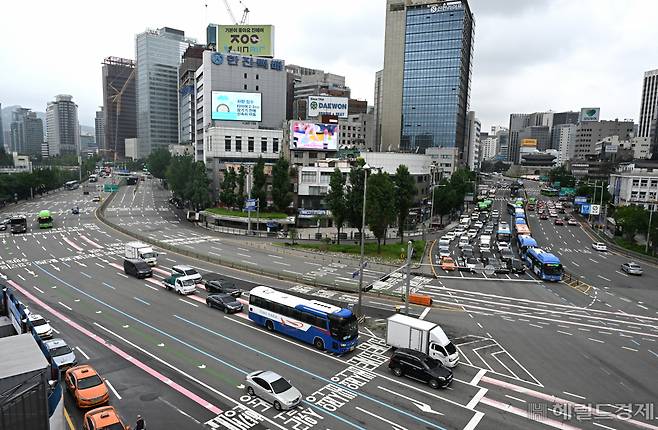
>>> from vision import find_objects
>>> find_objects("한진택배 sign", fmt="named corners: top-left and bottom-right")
top-left (211, 91), bottom-right (261, 122)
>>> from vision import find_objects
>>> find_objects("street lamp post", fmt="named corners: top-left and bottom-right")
top-left (646, 201), bottom-right (656, 254)
top-left (357, 165), bottom-right (370, 320)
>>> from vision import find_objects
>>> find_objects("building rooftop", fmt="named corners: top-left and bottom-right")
top-left (0, 334), bottom-right (49, 380)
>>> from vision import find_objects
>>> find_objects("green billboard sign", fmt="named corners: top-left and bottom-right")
top-left (217, 25), bottom-right (273, 57)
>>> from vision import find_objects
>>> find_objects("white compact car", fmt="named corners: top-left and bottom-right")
top-left (591, 242), bottom-right (607, 252)
top-left (28, 314), bottom-right (54, 339)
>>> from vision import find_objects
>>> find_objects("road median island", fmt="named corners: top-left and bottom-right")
top-left (95, 190), bottom-right (414, 298)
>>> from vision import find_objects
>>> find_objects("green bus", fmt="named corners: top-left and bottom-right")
top-left (37, 210), bottom-right (53, 229)
top-left (540, 187), bottom-right (559, 197)
top-left (478, 199), bottom-right (493, 210)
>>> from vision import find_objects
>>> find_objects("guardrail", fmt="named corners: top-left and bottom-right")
top-left (583, 223), bottom-right (657, 266)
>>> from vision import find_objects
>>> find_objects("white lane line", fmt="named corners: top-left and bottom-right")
top-left (557, 330), bottom-right (573, 336)
top-left (143, 283), bottom-right (159, 291)
top-left (597, 275), bottom-right (612, 282)
top-left (378, 385), bottom-right (445, 415)
top-left (562, 391), bottom-right (586, 400)
top-left (134, 297), bottom-right (151, 306)
top-left (504, 394), bottom-right (527, 403)
top-left (267, 254), bottom-right (283, 259)
top-left (528, 323), bottom-right (543, 328)
top-left (58, 301), bottom-right (72, 311)
top-left (621, 346), bottom-right (638, 352)
top-left (237, 253), bottom-right (249, 258)
top-left (637, 304), bottom-right (649, 310)
top-left (116, 272), bottom-right (129, 279)
top-left (179, 298), bottom-right (199, 307)
top-left (17, 274), bottom-right (25, 281)
top-left (588, 338), bottom-right (605, 343)
top-left (34, 286), bottom-right (45, 294)
top-left (419, 307), bottom-right (431, 320)
top-left (470, 369), bottom-right (487, 385)
top-left (466, 387), bottom-right (488, 409)
top-left (355, 406), bottom-right (410, 429)
top-left (463, 412), bottom-right (485, 430)
top-left (282, 269), bottom-right (302, 275)
top-left (105, 379), bottom-right (122, 400)
top-left (272, 261), bottom-right (290, 266)
top-left (592, 422), bottom-right (617, 430)
top-left (75, 346), bottom-right (91, 360)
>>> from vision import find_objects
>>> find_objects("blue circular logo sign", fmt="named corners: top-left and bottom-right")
top-left (211, 53), bottom-right (223, 65)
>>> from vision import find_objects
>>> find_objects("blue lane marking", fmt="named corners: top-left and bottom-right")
top-left (34, 264), bottom-right (447, 430)
top-left (175, 315), bottom-right (449, 430)
top-left (133, 297), bottom-right (151, 306)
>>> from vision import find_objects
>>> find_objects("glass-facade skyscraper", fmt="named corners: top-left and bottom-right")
top-left (382, 0), bottom-right (474, 158)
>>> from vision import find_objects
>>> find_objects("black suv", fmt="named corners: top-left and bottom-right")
top-left (123, 258), bottom-right (152, 279)
top-left (388, 348), bottom-right (453, 389)
top-left (205, 279), bottom-right (241, 297)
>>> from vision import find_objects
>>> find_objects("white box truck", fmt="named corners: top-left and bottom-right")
top-left (125, 241), bottom-right (158, 266)
top-left (386, 314), bottom-right (459, 367)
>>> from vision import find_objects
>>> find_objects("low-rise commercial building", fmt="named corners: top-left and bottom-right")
top-left (609, 160), bottom-right (658, 210)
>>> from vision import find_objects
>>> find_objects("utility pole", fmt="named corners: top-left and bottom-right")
top-left (404, 240), bottom-right (412, 315)
top-left (247, 166), bottom-right (252, 235)
top-left (647, 202), bottom-right (655, 254)
top-left (357, 166), bottom-right (370, 320)
top-left (590, 180), bottom-right (597, 225)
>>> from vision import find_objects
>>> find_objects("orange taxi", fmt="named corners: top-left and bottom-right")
top-left (83, 406), bottom-right (130, 430)
top-left (440, 256), bottom-right (456, 271)
top-left (65, 365), bottom-right (110, 409)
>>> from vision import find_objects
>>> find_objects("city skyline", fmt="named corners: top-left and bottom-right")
top-left (1, 0), bottom-right (658, 130)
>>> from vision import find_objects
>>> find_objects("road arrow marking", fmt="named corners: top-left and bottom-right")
top-left (377, 385), bottom-right (444, 415)
top-left (123, 325), bottom-right (130, 328)
top-left (96, 310), bottom-right (102, 314)
top-left (198, 364), bottom-right (206, 369)
top-left (237, 384), bottom-right (245, 389)
top-left (157, 343), bottom-right (165, 347)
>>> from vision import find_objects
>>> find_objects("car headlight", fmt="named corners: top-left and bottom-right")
top-left (438, 376), bottom-right (446, 381)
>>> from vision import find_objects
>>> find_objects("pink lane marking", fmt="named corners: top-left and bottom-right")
top-left (146, 277), bottom-right (163, 287)
top-left (481, 376), bottom-right (658, 429)
top-left (153, 267), bottom-right (170, 276)
top-left (187, 294), bottom-right (206, 305)
top-left (480, 396), bottom-right (581, 430)
top-left (62, 237), bottom-right (84, 252)
top-left (80, 235), bottom-right (103, 249)
top-left (109, 262), bottom-right (123, 271)
top-left (8, 279), bottom-right (222, 415)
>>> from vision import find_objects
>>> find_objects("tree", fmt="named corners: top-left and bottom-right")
top-left (433, 183), bottom-right (457, 225)
top-left (236, 165), bottom-right (246, 209)
top-left (252, 156), bottom-right (267, 210)
top-left (186, 161), bottom-right (212, 211)
top-left (366, 171), bottom-right (397, 253)
top-left (346, 159), bottom-right (366, 235)
top-left (326, 168), bottom-right (347, 244)
top-left (147, 148), bottom-right (172, 179)
top-left (393, 164), bottom-right (416, 243)
top-left (271, 156), bottom-right (292, 212)
top-left (165, 155), bottom-right (195, 203)
top-left (219, 167), bottom-right (237, 208)
top-left (548, 166), bottom-right (576, 188)
top-left (0, 147), bottom-right (13, 166)
top-left (614, 205), bottom-right (648, 241)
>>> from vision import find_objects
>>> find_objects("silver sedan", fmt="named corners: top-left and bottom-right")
top-left (245, 370), bottom-right (302, 411)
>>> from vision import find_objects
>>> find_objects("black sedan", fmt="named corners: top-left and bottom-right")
top-left (507, 258), bottom-right (526, 274)
top-left (206, 294), bottom-right (243, 313)
top-left (489, 258), bottom-right (510, 274)
top-left (205, 279), bottom-right (242, 297)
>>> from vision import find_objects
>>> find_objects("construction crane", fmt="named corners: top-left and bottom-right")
top-left (222, 0), bottom-right (249, 25)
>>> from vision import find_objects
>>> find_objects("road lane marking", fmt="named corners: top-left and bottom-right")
top-left (588, 338), bottom-right (605, 343)
top-left (62, 237), bottom-right (84, 252)
top-left (562, 391), bottom-right (586, 400)
top-left (419, 306), bottom-right (431, 320)
top-left (504, 394), bottom-right (526, 403)
top-left (378, 386), bottom-right (444, 415)
top-left (466, 387), bottom-right (488, 409)
top-left (34, 286), bottom-right (45, 294)
top-left (102, 282), bottom-right (116, 290)
top-left (621, 346), bottom-right (638, 352)
top-left (179, 298), bottom-right (199, 307)
top-left (480, 396), bottom-right (580, 430)
top-left (75, 346), bottom-right (90, 360)
top-left (58, 301), bottom-right (72, 311)
top-left (355, 406), bottom-right (408, 429)
top-left (597, 275), bottom-right (611, 282)
top-left (463, 412), bottom-right (485, 430)
top-left (134, 297), bottom-right (151, 306)
top-left (557, 330), bottom-right (572, 336)
top-left (64, 407), bottom-right (75, 430)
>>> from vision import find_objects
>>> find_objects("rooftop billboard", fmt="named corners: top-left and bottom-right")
top-left (307, 96), bottom-right (348, 118)
top-left (290, 121), bottom-right (339, 151)
top-left (216, 25), bottom-right (274, 57)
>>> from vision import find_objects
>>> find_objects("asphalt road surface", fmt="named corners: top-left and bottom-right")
top-left (1, 176), bottom-right (656, 430)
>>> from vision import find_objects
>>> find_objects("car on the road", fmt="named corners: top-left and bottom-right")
top-left (388, 348), bottom-right (453, 389)
top-left (554, 218), bottom-right (564, 226)
top-left (245, 370), bottom-right (302, 411)
top-left (82, 406), bottom-right (128, 430)
top-left (123, 258), bottom-right (152, 279)
top-left (442, 231), bottom-right (456, 242)
top-left (620, 261), bottom-right (643, 275)
top-left (91, 195), bottom-right (100, 202)
top-left (65, 365), bottom-right (110, 409)
top-left (205, 279), bottom-right (241, 297)
top-left (464, 257), bottom-right (483, 273)
top-left (499, 247), bottom-right (514, 262)
top-left (507, 258), bottom-right (526, 274)
top-left (458, 235), bottom-right (470, 248)
top-left (44, 338), bottom-right (78, 370)
top-left (27, 314), bottom-right (53, 339)
top-left (467, 229), bottom-right (478, 239)
top-left (473, 221), bottom-right (484, 230)
top-left (567, 218), bottom-right (579, 226)
top-left (440, 256), bottom-right (457, 271)
top-left (479, 242), bottom-right (491, 253)
top-left (206, 293), bottom-right (244, 313)
top-left (71, 207), bottom-right (80, 215)
top-left (592, 242), bottom-right (607, 252)
top-left (549, 211), bottom-right (558, 218)
top-left (483, 226), bottom-right (494, 235)
top-left (0, 217), bottom-right (10, 231)
top-left (540, 213), bottom-right (549, 220)
top-left (171, 265), bottom-right (202, 283)
top-left (438, 245), bottom-right (451, 258)
top-left (489, 258), bottom-right (510, 274)
top-left (480, 250), bottom-right (493, 265)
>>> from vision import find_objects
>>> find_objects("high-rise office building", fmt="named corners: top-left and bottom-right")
top-left (550, 111), bottom-right (579, 149)
top-left (102, 57), bottom-right (137, 160)
top-left (10, 108), bottom-right (44, 157)
top-left (179, 45), bottom-right (205, 160)
top-left (508, 111), bottom-right (554, 163)
top-left (554, 123), bottom-right (576, 165)
top-left (373, 69), bottom-right (383, 151)
top-left (574, 119), bottom-right (634, 159)
top-left (381, 0), bottom-right (474, 158)
top-left (95, 108), bottom-right (105, 152)
top-left (638, 69), bottom-right (658, 159)
top-left (46, 95), bottom-right (79, 156)
top-left (519, 126), bottom-right (550, 152)
top-left (0, 102), bottom-right (4, 150)
top-left (465, 111), bottom-right (480, 170)
top-left (136, 27), bottom-right (195, 156)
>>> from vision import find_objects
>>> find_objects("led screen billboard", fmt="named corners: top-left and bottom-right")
top-left (211, 91), bottom-right (261, 122)
top-left (290, 121), bottom-right (339, 151)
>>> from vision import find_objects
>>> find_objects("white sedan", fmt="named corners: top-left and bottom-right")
top-left (27, 314), bottom-right (54, 339)
top-left (592, 242), bottom-right (607, 252)
top-left (442, 231), bottom-right (456, 241)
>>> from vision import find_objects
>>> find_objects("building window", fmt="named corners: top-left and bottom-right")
top-left (236, 137), bottom-right (242, 152)
top-left (273, 138), bottom-right (279, 153)
top-left (261, 138), bottom-right (267, 152)
top-left (248, 137), bottom-right (254, 152)
top-left (309, 152), bottom-right (317, 159)
top-left (256, 85), bottom-right (259, 91)
top-left (651, 179), bottom-right (658, 187)
top-left (244, 84), bottom-right (247, 90)
top-left (256, 74), bottom-right (259, 80)
top-left (320, 172), bottom-right (331, 184)
top-left (640, 179), bottom-right (648, 187)
top-left (632, 179), bottom-right (640, 187)
top-left (225, 137), bottom-right (231, 152)
top-left (301, 171), bottom-right (316, 183)
top-left (244, 73), bottom-right (247, 79)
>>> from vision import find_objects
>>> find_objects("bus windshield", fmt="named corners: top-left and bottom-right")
top-left (543, 263), bottom-right (563, 276)
top-left (328, 314), bottom-right (358, 341)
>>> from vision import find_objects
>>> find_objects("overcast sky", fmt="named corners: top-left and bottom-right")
top-left (1, 0), bottom-right (657, 131)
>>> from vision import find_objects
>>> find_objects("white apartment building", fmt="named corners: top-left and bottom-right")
top-left (480, 136), bottom-right (498, 160)
top-left (609, 161), bottom-right (658, 210)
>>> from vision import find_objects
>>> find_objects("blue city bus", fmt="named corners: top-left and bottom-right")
top-left (517, 235), bottom-right (538, 262)
top-left (248, 286), bottom-right (359, 354)
top-left (526, 248), bottom-right (563, 281)
top-left (515, 216), bottom-right (527, 225)
top-left (496, 224), bottom-right (512, 242)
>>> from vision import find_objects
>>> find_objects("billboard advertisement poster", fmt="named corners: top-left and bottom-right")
top-left (217, 25), bottom-right (273, 57)
top-left (211, 91), bottom-right (261, 122)
top-left (590, 204), bottom-right (601, 215)
top-left (290, 121), bottom-right (339, 151)
top-left (574, 196), bottom-right (588, 204)
top-left (579, 107), bottom-right (600, 122)
top-left (307, 96), bottom-right (349, 118)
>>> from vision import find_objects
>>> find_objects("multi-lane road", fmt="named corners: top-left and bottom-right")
top-left (1, 175), bottom-right (657, 430)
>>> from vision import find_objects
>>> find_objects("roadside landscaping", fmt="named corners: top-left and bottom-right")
top-left (289, 240), bottom-right (426, 262)
top-left (205, 207), bottom-right (288, 219)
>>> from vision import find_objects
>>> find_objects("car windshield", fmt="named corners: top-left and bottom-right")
top-left (185, 269), bottom-right (198, 276)
top-left (78, 374), bottom-right (103, 390)
top-left (180, 279), bottom-right (195, 287)
top-left (329, 313), bottom-right (358, 341)
top-left (98, 422), bottom-right (124, 430)
top-left (141, 252), bottom-right (157, 259)
top-left (49, 345), bottom-right (72, 357)
top-left (220, 296), bottom-right (236, 304)
top-left (270, 377), bottom-right (292, 394)
top-left (423, 356), bottom-right (440, 369)
top-left (445, 342), bottom-right (457, 355)
top-left (31, 318), bottom-right (47, 327)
